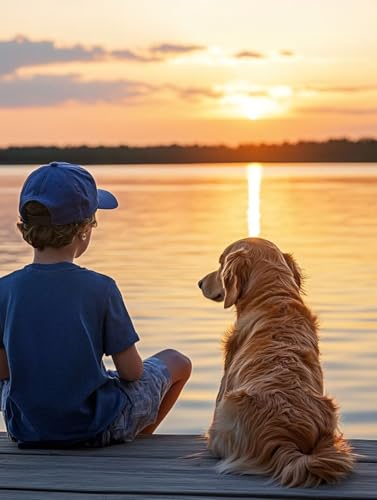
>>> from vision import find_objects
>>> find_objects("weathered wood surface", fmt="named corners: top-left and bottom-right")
top-left (0, 432), bottom-right (376, 500)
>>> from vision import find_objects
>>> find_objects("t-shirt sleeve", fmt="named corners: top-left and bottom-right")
top-left (103, 280), bottom-right (140, 356)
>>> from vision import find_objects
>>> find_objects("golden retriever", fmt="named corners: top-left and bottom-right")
top-left (198, 237), bottom-right (354, 487)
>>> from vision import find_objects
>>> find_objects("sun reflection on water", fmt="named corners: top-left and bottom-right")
top-left (247, 163), bottom-right (262, 236)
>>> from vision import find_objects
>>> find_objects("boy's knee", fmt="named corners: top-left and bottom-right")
top-left (157, 348), bottom-right (192, 381)
top-left (177, 351), bottom-right (192, 380)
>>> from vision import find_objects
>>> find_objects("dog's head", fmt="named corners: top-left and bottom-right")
top-left (198, 237), bottom-right (302, 308)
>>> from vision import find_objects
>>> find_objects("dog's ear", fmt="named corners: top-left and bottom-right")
top-left (222, 248), bottom-right (250, 308)
top-left (283, 253), bottom-right (302, 289)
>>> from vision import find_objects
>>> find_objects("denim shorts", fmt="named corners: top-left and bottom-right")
top-left (0, 378), bottom-right (9, 413)
top-left (99, 356), bottom-right (172, 445)
top-left (0, 356), bottom-right (172, 446)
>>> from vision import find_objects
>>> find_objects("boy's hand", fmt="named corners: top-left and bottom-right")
top-left (112, 344), bottom-right (143, 381)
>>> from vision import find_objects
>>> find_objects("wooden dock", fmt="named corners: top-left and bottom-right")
top-left (0, 432), bottom-right (376, 499)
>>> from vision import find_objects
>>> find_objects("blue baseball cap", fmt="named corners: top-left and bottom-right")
top-left (19, 162), bottom-right (118, 225)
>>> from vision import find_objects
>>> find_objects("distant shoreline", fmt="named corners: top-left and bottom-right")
top-left (1, 139), bottom-right (377, 164)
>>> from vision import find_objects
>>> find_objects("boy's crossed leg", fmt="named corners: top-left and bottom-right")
top-left (141, 349), bottom-right (192, 433)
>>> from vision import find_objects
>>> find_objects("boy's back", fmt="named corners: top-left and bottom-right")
top-left (0, 161), bottom-right (191, 447)
top-left (0, 262), bottom-right (138, 444)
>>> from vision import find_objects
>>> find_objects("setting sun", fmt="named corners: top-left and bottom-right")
top-left (241, 97), bottom-right (280, 120)
top-left (221, 94), bottom-right (282, 120)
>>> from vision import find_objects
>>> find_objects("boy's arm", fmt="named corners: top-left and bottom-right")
top-left (112, 344), bottom-right (143, 382)
top-left (0, 348), bottom-right (9, 380)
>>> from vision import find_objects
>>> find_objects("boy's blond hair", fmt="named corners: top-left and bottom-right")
top-left (17, 201), bottom-right (96, 251)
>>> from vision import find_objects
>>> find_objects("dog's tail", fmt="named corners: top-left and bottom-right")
top-left (271, 433), bottom-right (355, 487)
top-left (213, 391), bottom-right (355, 487)
top-left (216, 433), bottom-right (354, 488)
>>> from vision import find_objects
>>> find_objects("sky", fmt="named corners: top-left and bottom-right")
top-left (1, 0), bottom-right (377, 146)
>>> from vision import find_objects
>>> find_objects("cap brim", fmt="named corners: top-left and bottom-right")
top-left (97, 189), bottom-right (118, 209)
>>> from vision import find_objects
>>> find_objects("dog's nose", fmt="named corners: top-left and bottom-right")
top-left (198, 279), bottom-right (203, 289)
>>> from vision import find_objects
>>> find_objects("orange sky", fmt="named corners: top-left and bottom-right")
top-left (1, 0), bottom-right (376, 145)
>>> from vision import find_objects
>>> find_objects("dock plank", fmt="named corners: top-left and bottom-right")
top-left (0, 453), bottom-right (376, 498)
top-left (0, 494), bottom-right (263, 500)
top-left (0, 434), bottom-right (207, 459)
top-left (0, 433), bottom-right (375, 499)
top-left (0, 434), bottom-right (375, 462)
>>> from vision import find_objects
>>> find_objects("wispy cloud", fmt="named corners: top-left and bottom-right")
top-left (0, 74), bottom-right (224, 108)
top-left (3, 70), bottom-right (375, 112)
top-left (234, 49), bottom-right (295, 60)
top-left (234, 50), bottom-right (265, 59)
top-left (166, 84), bottom-right (222, 101)
top-left (0, 36), bottom-right (106, 76)
top-left (111, 49), bottom-right (160, 63)
top-left (149, 43), bottom-right (206, 54)
top-left (0, 36), bottom-right (208, 76)
top-left (302, 85), bottom-right (377, 94)
top-left (0, 74), bottom-right (154, 107)
top-left (112, 43), bottom-right (205, 63)
top-left (0, 36), bottom-right (299, 76)
top-left (279, 50), bottom-right (295, 57)
top-left (248, 90), bottom-right (270, 97)
top-left (296, 106), bottom-right (377, 115)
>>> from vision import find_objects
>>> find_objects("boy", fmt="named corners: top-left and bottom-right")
top-left (0, 161), bottom-right (191, 447)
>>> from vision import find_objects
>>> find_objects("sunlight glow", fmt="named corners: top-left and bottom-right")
top-left (242, 97), bottom-right (280, 120)
top-left (215, 82), bottom-right (292, 120)
top-left (221, 93), bottom-right (281, 120)
top-left (247, 164), bottom-right (262, 236)
top-left (269, 85), bottom-right (293, 99)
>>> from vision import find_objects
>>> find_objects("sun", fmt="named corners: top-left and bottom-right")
top-left (239, 96), bottom-right (280, 120)
top-left (216, 83), bottom-right (292, 121)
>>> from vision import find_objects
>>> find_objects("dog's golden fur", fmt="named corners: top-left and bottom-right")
top-left (199, 237), bottom-right (354, 487)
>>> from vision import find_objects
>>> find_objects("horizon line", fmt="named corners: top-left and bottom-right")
top-left (1, 137), bottom-right (377, 149)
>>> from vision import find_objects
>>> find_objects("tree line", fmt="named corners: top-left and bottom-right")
top-left (1, 139), bottom-right (377, 164)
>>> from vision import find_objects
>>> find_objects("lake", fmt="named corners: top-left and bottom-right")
top-left (0, 163), bottom-right (376, 438)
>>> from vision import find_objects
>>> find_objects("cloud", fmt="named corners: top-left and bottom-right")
top-left (7, 72), bottom-right (375, 111)
top-left (234, 50), bottom-right (265, 59)
top-left (0, 36), bottom-right (106, 76)
top-left (113, 43), bottom-right (205, 62)
top-left (0, 36), bottom-right (208, 75)
top-left (303, 85), bottom-right (377, 94)
top-left (248, 90), bottom-right (269, 97)
top-left (165, 84), bottom-right (222, 101)
top-left (149, 43), bottom-right (206, 54)
top-left (0, 74), bottom-right (224, 108)
top-left (296, 106), bottom-right (377, 115)
top-left (0, 36), bottom-right (298, 76)
top-left (279, 50), bottom-right (295, 57)
top-left (234, 49), bottom-right (296, 60)
top-left (0, 74), bottom-right (154, 107)
top-left (111, 49), bottom-right (161, 63)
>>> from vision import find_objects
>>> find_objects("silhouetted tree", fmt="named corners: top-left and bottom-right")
top-left (1, 139), bottom-right (377, 164)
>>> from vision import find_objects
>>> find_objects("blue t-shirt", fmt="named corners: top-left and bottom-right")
top-left (0, 262), bottom-right (139, 444)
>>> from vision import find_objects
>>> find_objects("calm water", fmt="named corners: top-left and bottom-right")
top-left (0, 163), bottom-right (376, 438)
